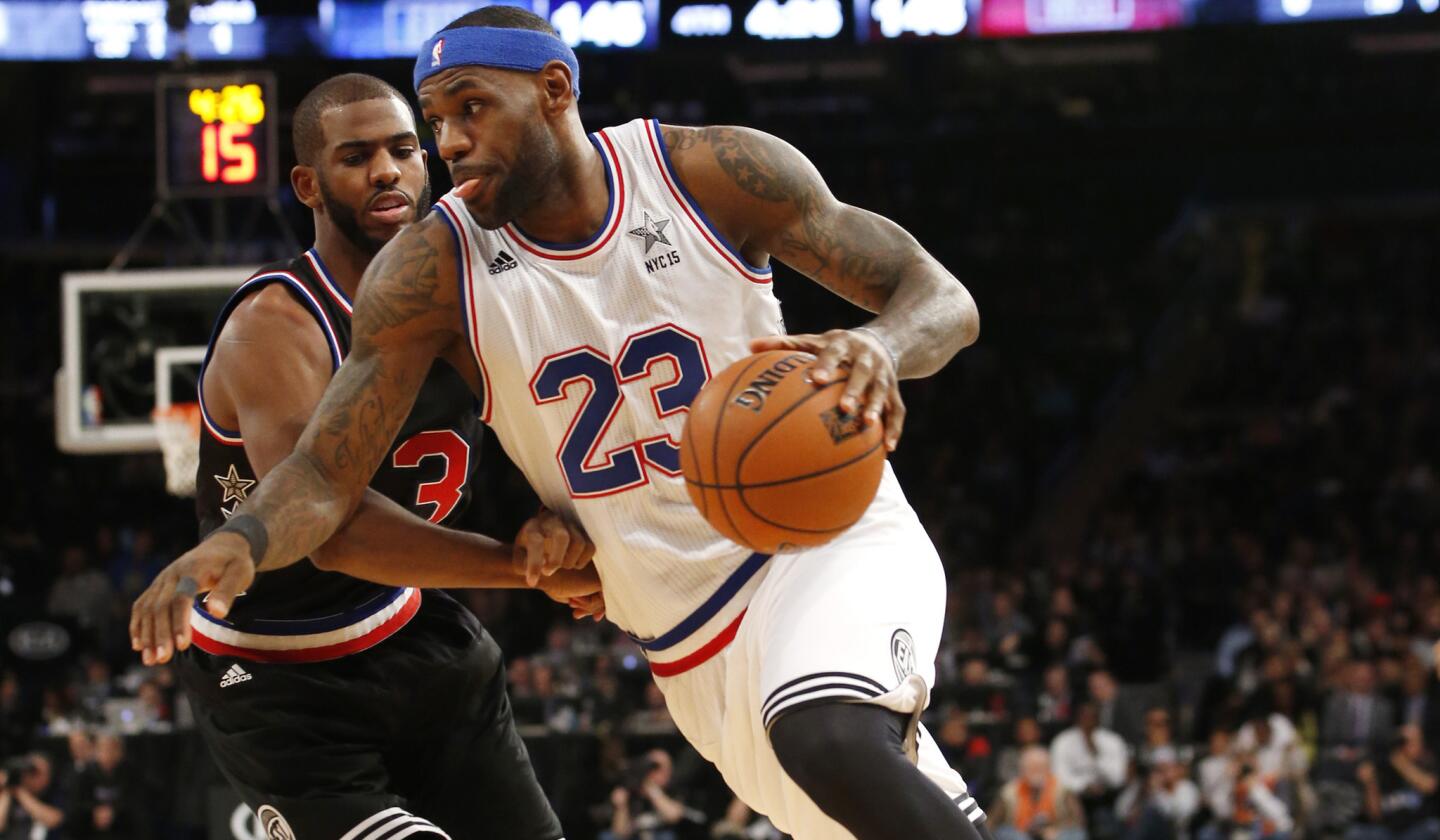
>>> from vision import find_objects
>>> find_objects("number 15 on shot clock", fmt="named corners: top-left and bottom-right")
top-left (157, 72), bottom-right (277, 198)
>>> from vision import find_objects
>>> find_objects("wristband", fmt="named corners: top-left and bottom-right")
top-left (853, 326), bottom-right (899, 373)
top-left (214, 514), bottom-right (269, 568)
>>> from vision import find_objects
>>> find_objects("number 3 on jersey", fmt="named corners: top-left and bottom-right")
top-left (392, 429), bottom-right (471, 522)
top-left (530, 324), bottom-right (711, 498)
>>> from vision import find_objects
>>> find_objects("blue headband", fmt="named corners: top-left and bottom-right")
top-left (414, 26), bottom-right (580, 100)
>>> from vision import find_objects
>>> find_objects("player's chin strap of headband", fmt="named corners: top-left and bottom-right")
top-left (413, 26), bottom-right (581, 100)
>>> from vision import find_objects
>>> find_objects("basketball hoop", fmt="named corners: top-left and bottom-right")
top-left (152, 403), bottom-right (201, 497)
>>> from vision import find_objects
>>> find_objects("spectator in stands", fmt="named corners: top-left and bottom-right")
top-left (105, 527), bottom-right (163, 606)
top-left (937, 705), bottom-right (997, 801)
top-left (1396, 656), bottom-right (1430, 731)
top-left (1138, 708), bottom-right (1185, 768)
top-left (0, 752), bottom-right (65, 840)
top-left (999, 717), bottom-right (1049, 783)
top-left (1348, 725), bottom-right (1438, 840)
top-left (990, 745), bottom-right (1087, 840)
top-left (76, 657), bottom-right (112, 722)
top-left (600, 749), bottom-right (706, 840)
top-left (45, 545), bottom-right (112, 632)
top-left (69, 733), bottom-right (149, 839)
top-left (1052, 702), bottom-right (1129, 838)
top-left (1223, 755), bottom-right (1295, 840)
top-left (56, 727), bottom-right (94, 806)
top-left (953, 657), bottom-right (1013, 727)
top-left (990, 591), bottom-right (1036, 673)
top-left (532, 662), bottom-right (581, 733)
top-left (0, 673), bottom-right (28, 759)
top-left (1038, 664), bottom-right (1077, 739)
top-left (625, 683), bottom-right (677, 735)
top-left (1324, 660), bottom-right (1396, 762)
top-left (1115, 747), bottom-right (1200, 840)
top-left (711, 798), bottom-right (783, 840)
top-left (1235, 707), bottom-right (1307, 787)
top-left (1196, 728), bottom-right (1237, 834)
top-left (1089, 670), bottom-right (1142, 746)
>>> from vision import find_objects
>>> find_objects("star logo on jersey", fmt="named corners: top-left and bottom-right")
top-left (214, 464), bottom-right (255, 505)
top-left (628, 211), bottom-right (672, 254)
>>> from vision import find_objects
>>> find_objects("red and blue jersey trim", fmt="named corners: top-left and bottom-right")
top-left (196, 270), bottom-right (345, 445)
top-left (304, 248), bottom-right (354, 315)
top-left (632, 551), bottom-right (771, 677)
top-left (189, 586), bottom-right (421, 663)
top-left (433, 196), bottom-right (493, 424)
top-left (644, 119), bottom-right (773, 285)
top-left (501, 130), bottom-right (626, 261)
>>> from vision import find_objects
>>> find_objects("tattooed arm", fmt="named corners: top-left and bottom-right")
top-left (130, 216), bottom-right (460, 663)
top-left (660, 125), bottom-right (979, 448)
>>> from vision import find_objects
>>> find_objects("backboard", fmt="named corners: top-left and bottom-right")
top-left (56, 266), bottom-right (253, 454)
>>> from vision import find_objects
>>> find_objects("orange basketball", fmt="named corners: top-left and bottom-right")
top-left (680, 350), bottom-right (887, 554)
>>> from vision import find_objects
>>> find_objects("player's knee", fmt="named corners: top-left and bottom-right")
top-left (769, 701), bottom-right (906, 797)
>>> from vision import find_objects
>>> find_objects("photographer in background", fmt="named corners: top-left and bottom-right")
top-left (0, 753), bottom-right (65, 839)
top-left (1348, 725), bottom-right (1438, 840)
top-left (601, 749), bottom-right (706, 840)
top-left (68, 733), bottom-right (148, 839)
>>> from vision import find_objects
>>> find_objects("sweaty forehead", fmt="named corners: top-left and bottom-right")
top-left (319, 97), bottom-right (416, 148)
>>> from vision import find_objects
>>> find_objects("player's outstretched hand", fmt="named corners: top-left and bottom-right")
top-left (130, 532), bottom-right (255, 666)
top-left (750, 329), bottom-right (906, 451)
top-left (513, 507), bottom-right (596, 588)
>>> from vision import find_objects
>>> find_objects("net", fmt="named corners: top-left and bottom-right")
top-left (152, 403), bottom-right (201, 497)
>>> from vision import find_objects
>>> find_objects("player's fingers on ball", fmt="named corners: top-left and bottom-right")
top-left (885, 391), bottom-right (908, 451)
top-left (811, 340), bottom-right (849, 385)
top-left (840, 353), bottom-right (875, 416)
top-left (863, 382), bottom-right (888, 428)
top-left (748, 335), bottom-right (791, 352)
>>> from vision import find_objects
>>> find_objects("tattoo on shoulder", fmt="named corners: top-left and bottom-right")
top-left (356, 220), bottom-right (447, 337)
top-left (667, 126), bottom-right (802, 203)
top-left (665, 124), bottom-right (915, 312)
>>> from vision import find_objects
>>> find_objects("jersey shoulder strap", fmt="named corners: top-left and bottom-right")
top-left (195, 251), bottom-right (350, 443)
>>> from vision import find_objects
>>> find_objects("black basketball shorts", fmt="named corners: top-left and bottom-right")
top-left (175, 593), bottom-right (563, 840)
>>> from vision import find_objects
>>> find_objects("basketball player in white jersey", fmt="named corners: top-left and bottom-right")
top-left (133, 7), bottom-right (983, 838)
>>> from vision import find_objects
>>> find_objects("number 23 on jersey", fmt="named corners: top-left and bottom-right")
top-left (529, 324), bottom-right (711, 498)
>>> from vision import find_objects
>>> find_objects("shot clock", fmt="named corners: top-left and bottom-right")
top-left (157, 72), bottom-right (277, 198)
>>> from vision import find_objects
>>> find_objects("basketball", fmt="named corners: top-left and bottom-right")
top-left (680, 350), bottom-right (888, 554)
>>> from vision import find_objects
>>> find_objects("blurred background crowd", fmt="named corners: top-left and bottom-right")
top-left (1, 2), bottom-right (1438, 838)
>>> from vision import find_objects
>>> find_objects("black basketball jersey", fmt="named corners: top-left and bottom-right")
top-left (192, 248), bottom-right (482, 652)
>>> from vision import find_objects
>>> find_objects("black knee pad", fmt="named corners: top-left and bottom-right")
top-left (769, 701), bottom-right (907, 792)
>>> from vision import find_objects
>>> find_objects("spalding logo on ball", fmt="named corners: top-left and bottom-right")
top-left (680, 350), bottom-right (887, 553)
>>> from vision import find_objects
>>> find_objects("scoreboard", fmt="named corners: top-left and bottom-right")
top-left (157, 74), bottom-right (277, 199)
top-left (0, 0), bottom-right (1431, 59)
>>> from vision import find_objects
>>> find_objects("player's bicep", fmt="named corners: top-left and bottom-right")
top-left (669, 125), bottom-right (925, 313)
top-left (290, 218), bottom-right (462, 496)
top-left (208, 286), bottom-right (337, 479)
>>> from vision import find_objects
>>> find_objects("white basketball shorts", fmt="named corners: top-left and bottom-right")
top-left (640, 467), bottom-right (985, 838)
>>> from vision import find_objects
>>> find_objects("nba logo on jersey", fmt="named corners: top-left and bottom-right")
top-left (431, 38), bottom-right (445, 67)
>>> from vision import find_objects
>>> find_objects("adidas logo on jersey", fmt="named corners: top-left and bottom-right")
top-left (219, 664), bottom-right (253, 687)
top-left (487, 250), bottom-right (519, 275)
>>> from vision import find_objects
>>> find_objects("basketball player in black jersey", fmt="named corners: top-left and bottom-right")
top-left (163, 74), bottom-right (600, 840)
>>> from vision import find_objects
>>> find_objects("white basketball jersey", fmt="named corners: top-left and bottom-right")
top-left (431, 118), bottom-right (824, 639)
